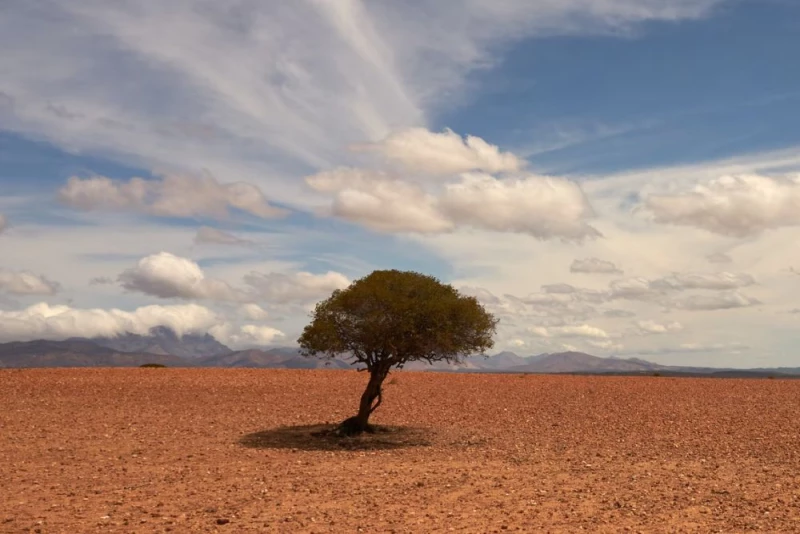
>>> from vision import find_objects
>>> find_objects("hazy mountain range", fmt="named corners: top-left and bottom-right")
top-left (1, 328), bottom-right (798, 377)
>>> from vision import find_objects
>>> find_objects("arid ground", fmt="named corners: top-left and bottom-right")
top-left (1, 369), bottom-right (799, 533)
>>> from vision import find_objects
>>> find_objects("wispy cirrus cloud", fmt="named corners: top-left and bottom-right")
top-left (193, 227), bottom-right (252, 246)
top-left (0, 0), bottom-right (726, 210)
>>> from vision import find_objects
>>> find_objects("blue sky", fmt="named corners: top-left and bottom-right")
top-left (1, 0), bottom-right (799, 367)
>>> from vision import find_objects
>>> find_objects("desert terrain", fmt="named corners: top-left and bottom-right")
top-left (1, 369), bottom-right (799, 533)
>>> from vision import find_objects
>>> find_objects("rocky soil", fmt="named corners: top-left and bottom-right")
top-left (1, 368), bottom-right (799, 533)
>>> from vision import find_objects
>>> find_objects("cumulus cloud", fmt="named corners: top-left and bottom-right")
top-left (308, 167), bottom-right (598, 239)
top-left (117, 252), bottom-right (349, 306)
top-left (634, 320), bottom-right (683, 335)
top-left (356, 128), bottom-right (522, 175)
top-left (306, 168), bottom-right (452, 233)
top-left (0, 213), bottom-right (7, 234)
top-left (306, 168), bottom-right (600, 241)
top-left (0, 269), bottom-right (60, 295)
top-left (239, 303), bottom-right (269, 321)
top-left (118, 252), bottom-right (246, 302)
top-left (89, 276), bottom-right (114, 286)
top-left (193, 226), bottom-right (251, 245)
top-left (528, 324), bottom-right (611, 340)
top-left (669, 291), bottom-right (760, 311)
top-left (59, 172), bottom-right (287, 220)
top-left (243, 271), bottom-right (349, 304)
top-left (706, 252), bottom-right (732, 264)
top-left (0, 302), bottom-right (219, 342)
top-left (570, 257), bottom-right (623, 274)
top-left (645, 174), bottom-right (800, 237)
top-left (441, 173), bottom-right (599, 240)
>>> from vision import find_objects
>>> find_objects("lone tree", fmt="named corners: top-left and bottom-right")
top-left (298, 269), bottom-right (497, 435)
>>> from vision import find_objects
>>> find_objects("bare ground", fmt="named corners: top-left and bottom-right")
top-left (1, 368), bottom-right (799, 533)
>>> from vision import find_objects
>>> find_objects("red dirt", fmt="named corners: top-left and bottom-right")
top-left (1, 369), bottom-right (799, 533)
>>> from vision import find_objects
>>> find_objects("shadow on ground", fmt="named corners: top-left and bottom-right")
top-left (239, 424), bottom-right (432, 451)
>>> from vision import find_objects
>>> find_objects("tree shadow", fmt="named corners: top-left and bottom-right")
top-left (239, 423), bottom-right (432, 451)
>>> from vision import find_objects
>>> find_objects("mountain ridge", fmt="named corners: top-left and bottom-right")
top-left (0, 332), bottom-right (797, 377)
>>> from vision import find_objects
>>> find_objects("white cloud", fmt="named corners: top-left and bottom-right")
top-left (243, 271), bottom-right (349, 304)
top-left (706, 252), bottom-right (732, 264)
top-left (0, 302), bottom-right (219, 342)
top-left (356, 127), bottom-right (522, 175)
top-left (669, 291), bottom-right (760, 311)
top-left (528, 324), bottom-right (611, 340)
top-left (0, 214), bottom-right (7, 234)
top-left (59, 172), bottom-right (287, 220)
top-left (116, 252), bottom-right (349, 307)
top-left (118, 252), bottom-right (246, 302)
top-left (635, 320), bottom-right (683, 335)
top-left (306, 168), bottom-right (452, 233)
top-left (645, 174), bottom-right (800, 237)
top-left (309, 167), bottom-right (598, 240)
top-left (570, 257), bottom-right (623, 274)
top-left (239, 303), bottom-right (269, 321)
top-left (440, 173), bottom-right (599, 240)
top-left (193, 226), bottom-right (251, 245)
top-left (0, 301), bottom-right (285, 349)
top-left (209, 323), bottom-right (285, 348)
top-left (0, 269), bottom-right (60, 295)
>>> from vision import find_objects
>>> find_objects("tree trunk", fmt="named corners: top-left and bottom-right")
top-left (339, 367), bottom-right (389, 435)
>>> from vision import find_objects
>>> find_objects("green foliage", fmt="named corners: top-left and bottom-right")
top-left (298, 269), bottom-right (498, 371)
top-left (140, 363), bottom-right (167, 368)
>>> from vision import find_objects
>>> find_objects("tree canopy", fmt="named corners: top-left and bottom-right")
top-left (298, 269), bottom-right (497, 434)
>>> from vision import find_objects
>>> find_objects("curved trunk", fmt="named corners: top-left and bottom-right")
top-left (340, 367), bottom-right (389, 435)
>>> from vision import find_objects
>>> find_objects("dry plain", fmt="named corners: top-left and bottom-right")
top-left (1, 368), bottom-right (799, 533)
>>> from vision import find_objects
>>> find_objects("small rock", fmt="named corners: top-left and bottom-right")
top-left (216, 518), bottom-right (230, 525)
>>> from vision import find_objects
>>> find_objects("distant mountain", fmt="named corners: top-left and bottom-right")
top-left (507, 351), bottom-right (667, 374)
top-left (196, 348), bottom-right (351, 369)
top-left (0, 339), bottom-right (183, 368)
top-left (0, 339), bottom-right (797, 377)
top-left (88, 326), bottom-right (232, 358)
